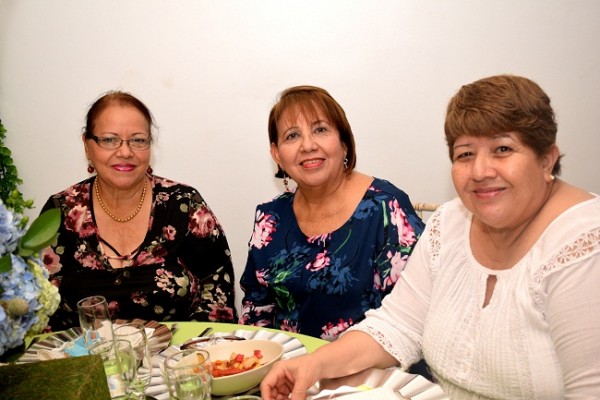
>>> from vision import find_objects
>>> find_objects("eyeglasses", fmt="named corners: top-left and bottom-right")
top-left (90, 135), bottom-right (151, 150)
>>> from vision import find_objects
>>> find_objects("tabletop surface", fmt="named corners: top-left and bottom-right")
top-left (14, 321), bottom-right (445, 400)
top-left (164, 321), bottom-right (328, 353)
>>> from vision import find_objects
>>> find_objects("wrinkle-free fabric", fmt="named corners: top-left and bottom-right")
top-left (239, 178), bottom-right (424, 341)
top-left (353, 196), bottom-right (600, 399)
top-left (41, 175), bottom-right (237, 331)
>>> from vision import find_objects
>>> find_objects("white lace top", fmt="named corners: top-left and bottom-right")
top-left (352, 196), bottom-right (600, 399)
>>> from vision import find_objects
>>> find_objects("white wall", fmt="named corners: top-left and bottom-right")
top-left (2, 1), bottom-right (599, 312)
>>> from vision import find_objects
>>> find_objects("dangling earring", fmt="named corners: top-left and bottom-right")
top-left (343, 158), bottom-right (349, 170)
top-left (147, 166), bottom-right (153, 175)
top-left (87, 163), bottom-right (95, 174)
top-left (283, 174), bottom-right (290, 192)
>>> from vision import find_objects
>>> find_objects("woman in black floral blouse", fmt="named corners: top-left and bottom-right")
top-left (41, 91), bottom-right (237, 331)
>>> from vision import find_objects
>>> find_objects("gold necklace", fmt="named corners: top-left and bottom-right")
top-left (94, 178), bottom-right (147, 223)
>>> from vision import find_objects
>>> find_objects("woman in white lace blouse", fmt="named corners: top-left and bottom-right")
top-left (260, 75), bottom-right (600, 399)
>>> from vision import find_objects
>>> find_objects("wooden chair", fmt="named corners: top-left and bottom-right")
top-left (412, 202), bottom-right (440, 218)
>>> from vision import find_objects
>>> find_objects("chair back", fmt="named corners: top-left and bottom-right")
top-left (413, 202), bottom-right (440, 218)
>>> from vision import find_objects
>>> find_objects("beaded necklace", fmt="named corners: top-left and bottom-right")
top-left (94, 178), bottom-right (147, 223)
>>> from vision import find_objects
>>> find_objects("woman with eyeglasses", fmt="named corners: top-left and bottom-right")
top-left (40, 91), bottom-right (237, 331)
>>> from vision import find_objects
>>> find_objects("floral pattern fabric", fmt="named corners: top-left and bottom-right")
top-left (41, 175), bottom-right (237, 331)
top-left (239, 178), bottom-right (424, 341)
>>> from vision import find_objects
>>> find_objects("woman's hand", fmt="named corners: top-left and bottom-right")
top-left (260, 354), bottom-right (322, 400)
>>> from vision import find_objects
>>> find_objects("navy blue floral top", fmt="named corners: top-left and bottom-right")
top-left (41, 175), bottom-right (237, 331)
top-left (239, 178), bottom-right (424, 341)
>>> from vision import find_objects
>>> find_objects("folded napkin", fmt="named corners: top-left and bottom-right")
top-left (36, 324), bottom-right (155, 361)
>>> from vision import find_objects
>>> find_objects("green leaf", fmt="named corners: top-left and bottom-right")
top-left (0, 254), bottom-right (12, 273)
top-left (18, 208), bottom-right (61, 254)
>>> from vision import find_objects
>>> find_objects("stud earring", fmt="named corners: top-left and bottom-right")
top-left (87, 164), bottom-right (95, 174)
top-left (147, 166), bottom-right (153, 175)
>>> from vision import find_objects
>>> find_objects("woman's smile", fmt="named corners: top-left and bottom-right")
top-left (300, 158), bottom-right (324, 169)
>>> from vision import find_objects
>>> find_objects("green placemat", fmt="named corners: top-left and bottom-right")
top-left (0, 355), bottom-right (111, 400)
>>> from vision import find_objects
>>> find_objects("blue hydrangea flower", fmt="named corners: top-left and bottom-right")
top-left (0, 200), bottom-right (60, 356)
top-left (0, 201), bottom-right (24, 255)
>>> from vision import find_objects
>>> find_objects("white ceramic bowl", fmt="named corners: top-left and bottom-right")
top-left (204, 339), bottom-right (284, 396)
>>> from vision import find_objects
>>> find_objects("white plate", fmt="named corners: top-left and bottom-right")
top-left (18, 318), bottom-right (172, 363)
top-left (307, 367), bottom-right (447, 400)
top-left (146, 328), bottom-right (308, 400)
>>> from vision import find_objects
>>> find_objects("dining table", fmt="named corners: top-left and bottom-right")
top-left (10, 320), bottom-right (328, 400)
top-left (163, 321), bottom-right (328, 353)
top-left (10, 321), bottom-right (447, 400)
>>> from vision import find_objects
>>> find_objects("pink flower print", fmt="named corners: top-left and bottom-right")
top-left (383, 250), bottom-right (408, 290)
top-left (189, 205), bottom-right (217, 238)
top-left (132, 292), bottom-right (149, 306)
top-left (307, 233), bottom-right (330, 246)
top-left (107, 301), bottom-right (119, 318)
top-left (256, 269), bottom-right (269, 286)
top-left (64, 185), bottom-right (90, 207)
top-left (208, 304), bottom-right (235, 322)
top-left (155, 268), bottom-right (176, 295)
top-left (137, 250), bottom-right (165, 266)
top-left (75, 246), bottom-right (104, 270)
top-left (389, 199), bottom-right (417, 246)
top-left (373, 268), bottom-right (382, 291)
top-left (320, 318), bottom-right (353, 341)
top-left (155, 177), bottom-right (177, 188)
top-left (250, 211), bottom-right (277, 249)
top-left (162, 225), bottom-right (176, 241)
top-left (306, 250), bottom-right (330, 272)
top-left (280, 319), bottom-right (299, 333)
top-left (65, 204), bottom-right (95, 237)
top-left (41, 247), bottom-right (62, 275)
top-left (156, 192), bottom-right (170, 205)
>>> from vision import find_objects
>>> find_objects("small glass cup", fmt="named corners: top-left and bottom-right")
top-left (163, 349), bottom-right (212, 400)
top-left (113, 322), bottom-right (152, 399)
top-left (90, 339), bottom-right (137, 399)
top-left (77, 295), bottom-right (114, 349)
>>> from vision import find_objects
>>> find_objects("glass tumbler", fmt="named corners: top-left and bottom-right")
top-left (77, 295), bottom-right (114, 349)
top-left (163, 348), bottom-right (212, 400)
top-left (113, 322), bottom-right (153, 399)
top-left (90, 339), bottom-right (137, 399)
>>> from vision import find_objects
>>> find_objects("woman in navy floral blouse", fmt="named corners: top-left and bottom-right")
top-left (41, 91), bottom-right (236, 331)
top-left (239, 86), bottom-right (424, 341)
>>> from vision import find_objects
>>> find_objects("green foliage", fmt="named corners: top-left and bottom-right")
top-left (17, 208), bottom-right (61, 257)
top-left (0, 118), bottom-right (33, 217)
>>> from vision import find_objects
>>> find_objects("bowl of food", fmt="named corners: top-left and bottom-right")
top-left (203, 339), bottom-right (284, 396)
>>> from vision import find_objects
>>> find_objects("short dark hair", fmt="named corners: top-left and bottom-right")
top-left (83, 90), bottom-right (155, 142)
top-left (268, 85), bottom-right (356, 178)
top-left (444, 75), bottom-right (561, 175)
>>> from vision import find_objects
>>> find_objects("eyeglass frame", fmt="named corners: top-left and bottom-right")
top-left (90, 134), bottom-right (152, 150)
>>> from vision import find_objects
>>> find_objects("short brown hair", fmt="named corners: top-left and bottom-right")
top-left (83, 90), bottom-right (155, 142)
top-left (268, 85), bottom-right (356, 178)
top-left (444, 75), bottom-right (561, 175)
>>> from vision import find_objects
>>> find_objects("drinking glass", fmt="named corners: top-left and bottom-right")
top-left (90, 339), bottom-right (138, 399)
top-left (163, 349), bottom-right (212, 400)
top-left (77, 295), bottom-right (114, 349)
top-left (114, 322), bottom-right (152, 399)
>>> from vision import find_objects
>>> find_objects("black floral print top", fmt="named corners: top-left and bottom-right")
top-left (41, 175), bottom-right (237, 331)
